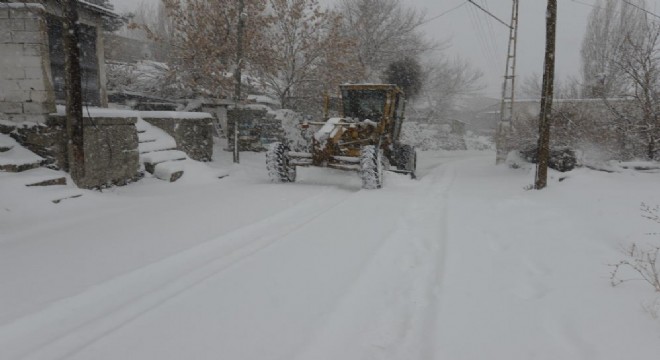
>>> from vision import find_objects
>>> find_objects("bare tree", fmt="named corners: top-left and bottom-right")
top-left (159, 0), bottom-right (271, 99)
top-left (417, 57), bottom-right (483, 122)
top-left (256, 0), bottom-right (363, 107)
top-left (614, 18), bottom-right (660, 159)
top-left (517, 73), bottom-right (581, 100)
top-left (581, 0), bottom-right (645, 98)
top-left (337, 0), bottom-right (439, 81)
top-left (125, 1), bottom-right (174, 45)
top-left (581, 0), bottom-right (660, 160)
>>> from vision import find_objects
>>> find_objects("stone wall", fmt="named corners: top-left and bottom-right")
top-left (5, 119), bottom-right (66, 167)
top-left (141, 114), bottom-right (214, 161)
top-left (49, 115), bottom-right (140, 188)
top-left (226, 107), bottom-right (285, 152)
top-left (0, 3), bottom-right (56, 123)
top-left (6, 114), bottom-right (140, 188)
top-left (201, 104), bottom-right (228, 135)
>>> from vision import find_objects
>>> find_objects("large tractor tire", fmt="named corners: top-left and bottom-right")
top-left (397, 144), bottom-right (417, 179)
top-left (266, 142), bottom-right (296, 182)
top-left (359, 145), bottom-right (384, 189)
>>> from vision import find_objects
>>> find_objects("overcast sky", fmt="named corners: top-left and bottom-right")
top-left (110, 0), bottom-right (660, 98)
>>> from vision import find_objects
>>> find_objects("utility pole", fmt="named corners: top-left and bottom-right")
top-left (467, 0), bottom-right (518, 164)
top-left (535, 0), bottom-right (557, 190)
top-left (62, 0), bottom-right (85, 183)
top-left (496, 0), bottom-right (519, 164)
top-left (233, 0), bottom-right (246, 164)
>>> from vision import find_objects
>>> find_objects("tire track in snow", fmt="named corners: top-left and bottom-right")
top-left (1, 187), bottom-right (356, 360)
top-left (291, 162), bottom-right (458, 360)
top-left (418, 163), bottom-right (456, 359)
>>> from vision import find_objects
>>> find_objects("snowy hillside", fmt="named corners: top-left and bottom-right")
top-left (1, 146), bottom-right (659, 359)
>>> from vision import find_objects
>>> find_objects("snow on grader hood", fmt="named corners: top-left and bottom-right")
top-left (267, 84), bottom-right (417, 189)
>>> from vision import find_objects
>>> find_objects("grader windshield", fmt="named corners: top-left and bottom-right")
top-left (341, 89), bottom-right (387, 121)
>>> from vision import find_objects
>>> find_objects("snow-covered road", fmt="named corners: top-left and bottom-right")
top-left (2, 150), bottom-right (660, 359)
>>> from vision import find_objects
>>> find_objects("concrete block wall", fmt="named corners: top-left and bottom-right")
top-left (0, 3), bottom-right (55, 124)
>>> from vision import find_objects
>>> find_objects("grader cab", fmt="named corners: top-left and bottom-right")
top-left (266, 84), bottom-right (417, 189)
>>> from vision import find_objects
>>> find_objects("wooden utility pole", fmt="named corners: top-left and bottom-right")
top-left (62, 0), bottom-right (85, 183)
top-left (233, 0), bottom-right (246, 164)
top-left (535, 0), bottom-right (557, 190)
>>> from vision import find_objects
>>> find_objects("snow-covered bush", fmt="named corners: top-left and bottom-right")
top-left (504, 150), bottom-right (532, 170)
top-left (610, 203), bottom-right (660, 320)
top-left (610, 242), bottom-right (660, 292)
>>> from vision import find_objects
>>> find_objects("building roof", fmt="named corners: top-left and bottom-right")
top-left (78, 1), bottom-right (121, 18)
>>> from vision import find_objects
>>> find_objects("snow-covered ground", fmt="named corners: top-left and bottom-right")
top-left (1, 146), bottom-right (660, 359)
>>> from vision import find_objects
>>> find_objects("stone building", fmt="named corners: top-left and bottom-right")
top-left (0, 2), bottom-right (214, 188)
top-left (0, 1), bottom-right (115, 123)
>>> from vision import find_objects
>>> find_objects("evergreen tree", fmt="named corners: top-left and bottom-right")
top-left (383, 57), bottom-right (422, 99)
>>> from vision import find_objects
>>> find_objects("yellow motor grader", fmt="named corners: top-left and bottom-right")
top-left (266, 84), bottom-right (417, 189)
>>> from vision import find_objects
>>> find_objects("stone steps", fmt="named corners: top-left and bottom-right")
top-left (0, 135), bottom-right (75, 202)
top-left (136, 119), bottom-right (186, 182)
top-left (3, 167), bottom-right (68, 187)
top-left (0, 133), bottom-right (44, 173)
top-left (138, 139), bottom-right (176, 154)
top-left (142, 150), bottom-right (187, 174)
top-left (137, 131), bottom-right (158, 143)
top-left (0, 163), bottom-right (83, 205)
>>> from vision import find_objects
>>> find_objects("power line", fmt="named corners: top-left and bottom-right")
top-left (420, 1), bottom-right (469, 25)
top-left (479, 0), bottom-right (504, 71)
top-left (570, 0), bottom-right (660, 23)
top-left (622, 0), bottom-right (660, 19)
top-left (467, 0), bottom-right (512, 29)
top-left (467, 3), bottom-right (496, 66)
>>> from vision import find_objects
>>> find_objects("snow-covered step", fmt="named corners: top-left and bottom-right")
top-left (0, 138), bottom-right (12, 152)
top-left (0, 133), bottom-right (14, 152)
top-left (139, 139), bottom-right (177, 154)
top-left (154, 161), bottom-right (184, 182)
top-left (137, 132), bottom-right (158, 143)
top-left (17, 168), bottom-right (67, 187)
top-left (138, 137), bottom-right (157, 144)
top-left (0, 134), bottom-right (44, 172)
top-left (142, 150), bottom-right (187, 174)
top-left (135, 119), bottom-right (150, 133)
top-left (136, 118), bottom-right (178, 154)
